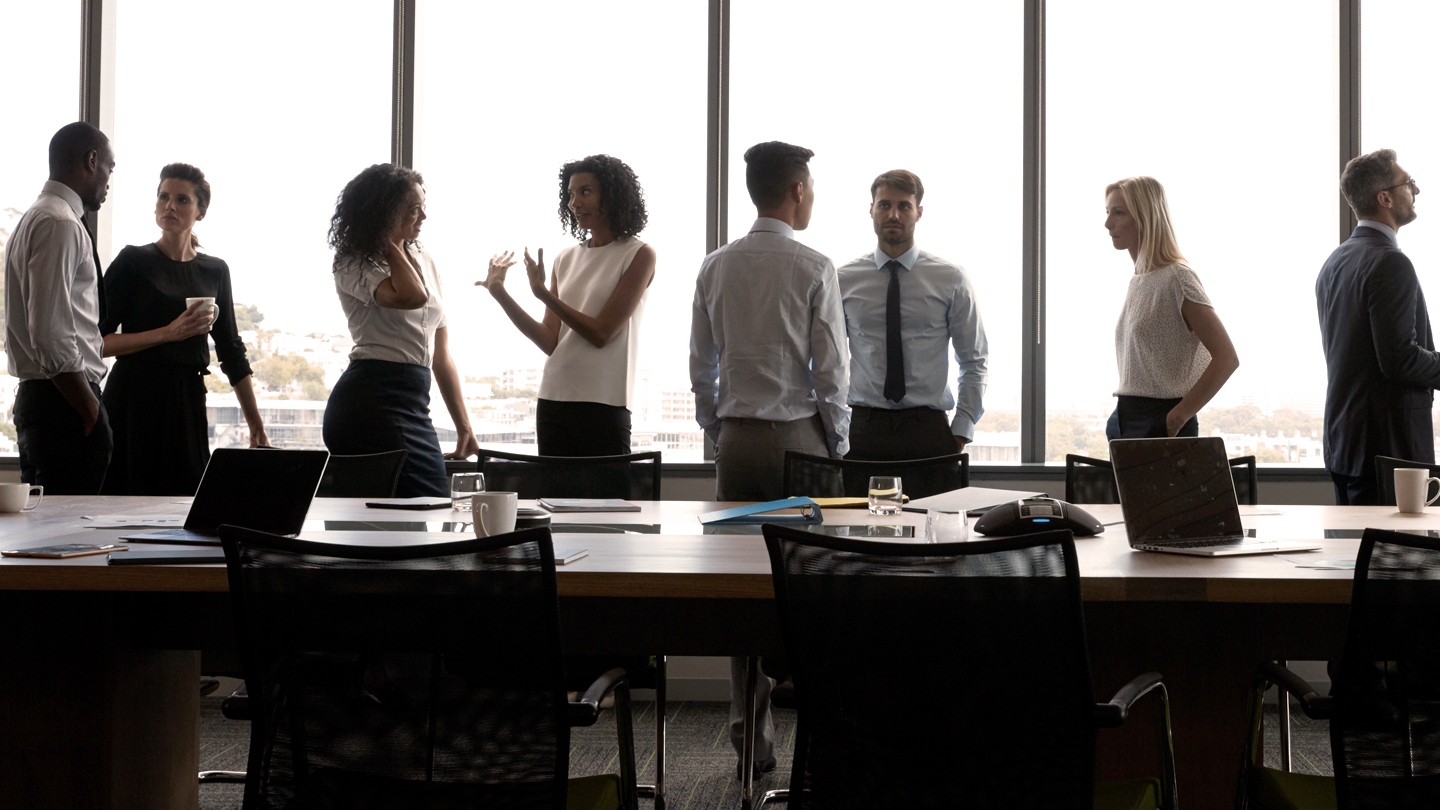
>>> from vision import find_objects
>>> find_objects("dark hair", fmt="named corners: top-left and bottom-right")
top-left (871, 169), bottom-right (924, 204)
top-left (48, 121), bottom-right (109, 177)
top-left (558, 155), bottom-right (647, 241)
top-left (1341, 149), bottom-right (1400, 219)
top-left (744, 141), bottom-right (814, 209)
top-left (328, 163), bottom-right (424, 263)
top-left (158, 163), bottom-right (211, 250)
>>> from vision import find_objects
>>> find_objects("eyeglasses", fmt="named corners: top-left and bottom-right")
top-left (1382, 177), bottom-right (1420, 195)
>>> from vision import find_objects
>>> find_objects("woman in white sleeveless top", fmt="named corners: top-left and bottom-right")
top-left (480, 154), bottom-right (655, 456)
top-left (1103, 176), bottom-right (1239, 440)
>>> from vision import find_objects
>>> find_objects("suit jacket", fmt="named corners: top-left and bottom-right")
top-left (1316, 225), bottom-right (1440, 477)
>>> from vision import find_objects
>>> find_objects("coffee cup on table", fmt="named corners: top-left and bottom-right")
top-left (0, 484), bottom-right (43, 513)
top-left (471, 491), bottom-right (518, 537)
top-left (1394, 468), bottom-right (1440, 514)
top-left (185, 297), bottom-right (218, 331)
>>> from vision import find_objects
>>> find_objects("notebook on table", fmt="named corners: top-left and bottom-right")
top-left (119, 448), bottom-right (330, 546)
top-left (1111, 437), bottom-right (1320, 557)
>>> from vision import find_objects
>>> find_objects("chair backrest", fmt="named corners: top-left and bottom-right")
top-left (1331, 528), bottom-right (1440, 807)
top-left (781, 452), bottom-right (969, 500)
top-left (476, 449), bottom-right (661, 500)
top-left (1067, 452), bottom-right (1259, 506)
top-left (1374, 455), bottom-right (1440, 507)
top-left (1064, 454), bottom-right (1118, 504)
top-left (316, 450), bottom-right (409, 498)
top-left (220, 524), bottom-right (569, 810)
top-left (762, 524), bottom-right (1096, 808)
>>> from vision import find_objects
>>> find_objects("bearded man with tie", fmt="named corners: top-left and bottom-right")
top-left (4, 122), bottom-right (115, 493)
top-left (837, 169), bottom-right (988, 460)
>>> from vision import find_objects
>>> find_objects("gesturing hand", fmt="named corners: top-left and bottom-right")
top-left (524, 247), bottom-right (547, 294)
top-left (477, 251), bottom-right (517, 293)
top-left (167, 300), bottom-right (215, 342)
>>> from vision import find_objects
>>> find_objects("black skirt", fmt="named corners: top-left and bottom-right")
top-left (323, 359), bottom-right (448, 498)
top-left (101, 360), bottom-right (210, 496)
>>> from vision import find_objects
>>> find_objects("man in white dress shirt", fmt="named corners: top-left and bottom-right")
top-left (690, 140), bottom-right (850, 778)
top-left (4, 122), bottom-right (116, 494)
top-left (838, 169), bottom-right (988, 460)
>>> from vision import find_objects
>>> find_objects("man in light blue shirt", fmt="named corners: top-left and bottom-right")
top-left (837, 170), bottom-right (987, 460)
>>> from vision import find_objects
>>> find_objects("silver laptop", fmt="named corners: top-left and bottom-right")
top-left (1110, 437), bottom-right (1320, 557)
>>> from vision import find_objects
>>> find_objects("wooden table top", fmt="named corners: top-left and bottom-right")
top-left (1, 496), bottom-right (1435, 602)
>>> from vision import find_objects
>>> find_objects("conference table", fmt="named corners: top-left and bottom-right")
top-left (0, 491), bottom-right (1426, 810)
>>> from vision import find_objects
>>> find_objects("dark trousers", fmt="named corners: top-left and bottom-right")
top-left (1331, 471), bottom-right (1378, 506)
top-left (846, 405), bottom-right (956, 460)
top-left (535, 398), bottom-right (632, 457)
top-left (1105, 395), bottom-right (1200, 440)
top-left (14, 379), bottom-right (112, 495)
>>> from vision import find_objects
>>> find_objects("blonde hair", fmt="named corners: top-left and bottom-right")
top-left (1105, 176), bottom-right (1189, 273)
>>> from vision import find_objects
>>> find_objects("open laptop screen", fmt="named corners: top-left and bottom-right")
top-left (184, 448), bottom-right (330, 535)
top-left (1110, 437), bottom-right (1244, 545)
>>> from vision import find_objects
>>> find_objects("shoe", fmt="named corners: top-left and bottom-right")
top-left (737, 755), bottom-right (777, 780)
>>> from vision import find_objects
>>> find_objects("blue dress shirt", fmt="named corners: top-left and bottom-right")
top-left (837, 246), bottom-right (988, 439)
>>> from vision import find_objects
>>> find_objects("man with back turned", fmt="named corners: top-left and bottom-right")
top-left (1317, 148), bottom-right (1440, 505)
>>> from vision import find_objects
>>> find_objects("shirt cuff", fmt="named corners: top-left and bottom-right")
top-left (949, 413), bottom-right (976, 441)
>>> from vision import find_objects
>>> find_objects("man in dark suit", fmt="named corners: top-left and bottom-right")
top-left (1317, 148), bottom-right (1440, 505)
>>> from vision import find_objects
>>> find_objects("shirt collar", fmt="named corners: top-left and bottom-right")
top-left (750, 217), bottom-right (795, 240)
top-left (1357, 219), bottom-right (1400, 246)
top-left (42, 180), bottom-right (86, 220)
top-left (872, 245), bottom-right (918, 271)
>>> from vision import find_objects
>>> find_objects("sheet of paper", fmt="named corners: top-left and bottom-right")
top-left (82, 515), bottom-right (187, 528)
top-left (1277, 556), bottom-right (1355, 570)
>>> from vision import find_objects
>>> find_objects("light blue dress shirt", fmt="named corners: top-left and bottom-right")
top-left (837, 246), bottom-right (988, 439)
top-left (1357, 219), bottom-right (1399, 247)
top-left (690, 218), bottom-right (851, 457)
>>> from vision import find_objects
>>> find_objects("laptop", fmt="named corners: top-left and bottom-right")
top-left (1110, 437), bottom-right (1321, 557)
top-left (120, 448), bottom-right (331, 545)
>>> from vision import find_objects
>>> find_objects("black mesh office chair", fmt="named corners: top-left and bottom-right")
top-left (1067, 453), bottom-right (1259, 506)
top-left (1240, 528), bottom-right (1440, 809)
top-left (781, 452), bottom-right (969, 500)
top-left (1374, 455), bottom-right (1440, 507)
top-left (219, 524), bottom-right (638, 810)
top-left (758, 524), bottom-right (1176, 809)
top-left (473, 448), bottom-right (667, 806)
top-left (315, 450), bottom-right (409, 498)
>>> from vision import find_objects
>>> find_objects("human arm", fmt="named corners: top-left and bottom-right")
top-left (1367, 252), bottom-right (1440, 388)
top-left (51, 371), bottom-right (101, 435)
top-left (231, 375), bottom-right (270, 447)
top-left (527, 245), bottom-right (656, 348)
top-left (810, 266), bottom-right (852, 458)
top-left (431, 326), bottom-right (478, 459)
top-left (371, 242), bottom-right (428, 309)
top-left (102, 301), bottom-right (213, 357)
top-left (689, 276), bottom-right (721, 445)
top-left (478, 251), bottom-right (561, 355)
top-left (948, 270), bottom-right (989, 446)
top-left (1166, 299), bottom-right (1240, 436)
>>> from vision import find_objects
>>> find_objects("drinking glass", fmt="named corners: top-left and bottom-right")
top-left (925, 509), bottom-right (968, 543)
top-left (450, 472), bottom-right (486, 511)
top-left (867, 476), bottom-right (903, 515)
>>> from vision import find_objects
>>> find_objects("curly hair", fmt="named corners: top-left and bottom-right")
top-left (327, 163), bottom-right (424, 264)
top-left (558, 155), bottom-right (647, 241)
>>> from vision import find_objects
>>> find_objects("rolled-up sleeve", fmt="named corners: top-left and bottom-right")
top-left (23, 216), bottom-right (85, 376)
top-left (810, 263), bottom-right (851, 457)
top-left (689, 274), bottom-right (721, 443)
top-left (333, 257), bottom-right (390, 305)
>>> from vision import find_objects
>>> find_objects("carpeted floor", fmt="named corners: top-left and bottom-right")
top-left (198, 696), bottom-right (1329, 808)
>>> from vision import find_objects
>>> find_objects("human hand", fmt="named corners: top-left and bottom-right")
top-left (249, 425), bottom-right (271, 448)
top-left (954, 436), bottom-right (969, 455)
top-left (477, 251), bottom-right (516, 294)
top-left (444, 428), bottom-right (479, 460)
top-left (524, 247), bottom-right (547, 295)
top-left (1165, 408), bottom-right (1189, 437)
top-left (167, 301), bottom-right (215, 342)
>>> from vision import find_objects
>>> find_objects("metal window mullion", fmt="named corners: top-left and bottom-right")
top-left (1338, 0), bottom-right (1361, 241)
top-left (703, 0), bottom-right (729, 463)
top-left (392, 0), bottom-right (417, 167)
top-left (1021, 0), bottom-right (1046, 463)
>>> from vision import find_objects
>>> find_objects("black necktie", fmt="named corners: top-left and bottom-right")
top-left (883, 259), bottom-right (905, 403)
top-left (82, 212), bottom-right (107, 323)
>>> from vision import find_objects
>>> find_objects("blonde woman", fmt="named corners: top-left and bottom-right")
top-left (1102, 176), bottom-right (1239, 439)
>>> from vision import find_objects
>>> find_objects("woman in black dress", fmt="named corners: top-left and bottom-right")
top-left (100, 163), bottom-right (269, 495)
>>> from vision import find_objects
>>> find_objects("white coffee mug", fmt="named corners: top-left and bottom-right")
top-left (185, 297), bottom-right (218, 332)
top-left (1394, 467), bottom-right (1440, 513)
top-left (471, 491), bottom-right (518, 537)
top-left (0, 483), bottom-right (43, 513)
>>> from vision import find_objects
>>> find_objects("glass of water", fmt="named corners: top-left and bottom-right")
top-left (450, 472), bottom-right (485, 511)
top-left (925, 509), bottom-right (968, 543)
top-left (867, 476), bottom-right (903, 515)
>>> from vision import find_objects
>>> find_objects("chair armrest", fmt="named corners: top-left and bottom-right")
top-left (568, 667), bottom-right (628, 727)
top-left (221, 685), bottom-right (251, 721)
top-left (1258, 661), bottom-right (1334, 720)
top-left (1094, 671), bottom-right (1164, 728)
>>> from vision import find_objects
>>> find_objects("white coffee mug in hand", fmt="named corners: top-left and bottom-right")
top-left (1394, 467), bottom-right (1440, 513)
top-left (471, 491), bottom-right (518, 537)
top-left (0, 484), bottom-right (43, 513)
top-left (185, 297), bottom-right (218, 332)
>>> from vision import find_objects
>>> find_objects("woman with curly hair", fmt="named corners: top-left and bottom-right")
top-left (323, 163), bottom-right (477, 497)
top-left (480, 154), bottom-right (656, 456)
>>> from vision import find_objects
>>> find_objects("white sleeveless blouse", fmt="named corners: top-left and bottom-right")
top-left (538, 236), bottom-right (648, 408)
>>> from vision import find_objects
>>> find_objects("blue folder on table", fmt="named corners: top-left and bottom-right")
top-left (698, 497), bottom-right (823, 525)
